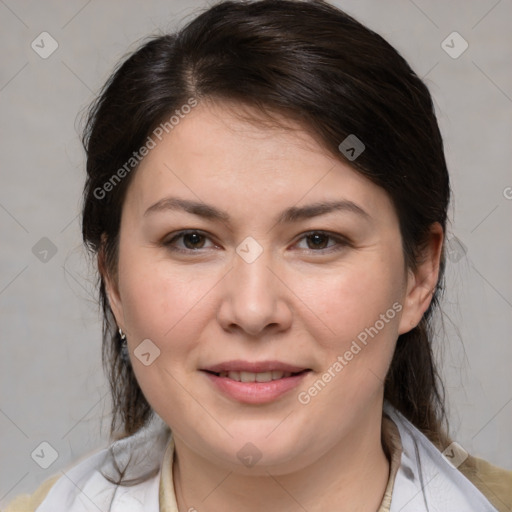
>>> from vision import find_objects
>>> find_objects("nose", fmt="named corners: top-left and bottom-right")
top-left (216, 246), bottom-right (293, 337)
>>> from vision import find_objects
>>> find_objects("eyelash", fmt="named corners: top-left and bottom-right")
top-left (163, 230), bottom-right (351, 255)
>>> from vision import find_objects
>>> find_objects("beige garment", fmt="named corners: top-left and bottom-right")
top-left (5, 414), bottom-right (512, 511)
top-left (3, 474), bottom-right (60, 512)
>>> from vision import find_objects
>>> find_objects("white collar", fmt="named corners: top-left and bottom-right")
top-left (36, 405), bottom-right (497, 511)
top-left (36, 414), bottom-right (169, 512)
top-left (383, 402), bottom-right (498, 511)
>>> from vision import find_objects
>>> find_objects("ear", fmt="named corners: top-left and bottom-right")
top-left (398, 223), bottom-right (444, 335)
top-left (98, 235), bottom-right (125, 332)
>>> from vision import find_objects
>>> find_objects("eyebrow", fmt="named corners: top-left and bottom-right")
top-left (144, 197), bottom-right (370, 224)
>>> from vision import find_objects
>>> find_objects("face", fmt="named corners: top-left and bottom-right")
top-left (106, 100), bottom-right (438, 475)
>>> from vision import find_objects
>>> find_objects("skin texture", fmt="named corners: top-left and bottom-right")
top-left (104, 100), bottom-right (443, 512)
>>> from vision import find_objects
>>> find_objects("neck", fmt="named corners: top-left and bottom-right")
top-left (172, 406), bottom-right (389, 512)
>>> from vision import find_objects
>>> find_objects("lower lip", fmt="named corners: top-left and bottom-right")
top-left (202, 371), bottom-right (309, 404)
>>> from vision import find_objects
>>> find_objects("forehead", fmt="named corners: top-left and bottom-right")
top-left (123, 101), bottom-right (394, 223)
top-left (152, 101), bottom-right (334, 175)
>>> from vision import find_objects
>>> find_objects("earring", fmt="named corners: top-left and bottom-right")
top-left (118, 328), bottom-right (130, 364)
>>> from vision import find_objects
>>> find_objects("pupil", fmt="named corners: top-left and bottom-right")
top-left (309, 233), bottom-right (327, 249)
top-left (185, 233), bottom-right (203, 249)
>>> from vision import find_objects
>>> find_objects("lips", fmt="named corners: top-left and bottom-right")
top-left (200, 360), bottom-right (311, 404)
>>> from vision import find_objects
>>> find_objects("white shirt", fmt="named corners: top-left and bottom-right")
top-left (32, 403), bottom-right (499, 512)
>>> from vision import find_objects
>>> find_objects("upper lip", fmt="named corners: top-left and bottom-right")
top-left (201, 360), bottom-right (309, 373)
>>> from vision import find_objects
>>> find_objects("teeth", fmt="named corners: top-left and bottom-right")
top-left (218, 371), bottom-right (293, 382)
top-left (256, 372), bottom-right (272, 382)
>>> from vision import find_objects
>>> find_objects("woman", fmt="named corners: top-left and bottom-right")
top-left (6, 0), bottom-right (511, 510)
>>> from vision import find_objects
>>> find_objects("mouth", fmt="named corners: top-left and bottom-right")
top-left (202, 369), bottom-right (310, 382)
top-left (200, 361), bottom-right (312, 404)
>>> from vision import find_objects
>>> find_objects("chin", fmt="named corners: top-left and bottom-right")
top-left (204, 429), bottom-right (312, 473)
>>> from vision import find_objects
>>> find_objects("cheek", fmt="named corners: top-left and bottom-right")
top-left (306, 258), bottom-right (405, 348)
top-left (117, 251), bottom-right (220, 360)
top-left (115, 253), bottom-right (221, 422)
top-left (297, 254), bottom-right (405, 411)
top-left (297, 268), bottom-right (401, 417)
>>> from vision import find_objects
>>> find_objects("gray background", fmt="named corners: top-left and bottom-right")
top-left (1, 0), bottom-right (511, 504)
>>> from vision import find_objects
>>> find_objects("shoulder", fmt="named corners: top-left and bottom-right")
top-left (3, 417), bottom-right (171, 512)
top-left (382, 403), bottom-right (511, 511)
top-left (2, 446), bottom-right (109, 512)
top-left (3, 475), bottom-right (60, 512)
top-left (459, 454), bottom-right (512, 512)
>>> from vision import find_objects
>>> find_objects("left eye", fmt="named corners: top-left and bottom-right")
top-left (294, 231), bottom-right (348, 252)
top-left (163, 230), bottom-right (348, 253)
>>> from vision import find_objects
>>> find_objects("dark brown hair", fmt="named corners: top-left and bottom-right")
top-left (82, 0), bottom-right (450, 471)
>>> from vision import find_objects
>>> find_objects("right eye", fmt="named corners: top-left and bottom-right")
top-left (163, 230), bottom-right (218, 253)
